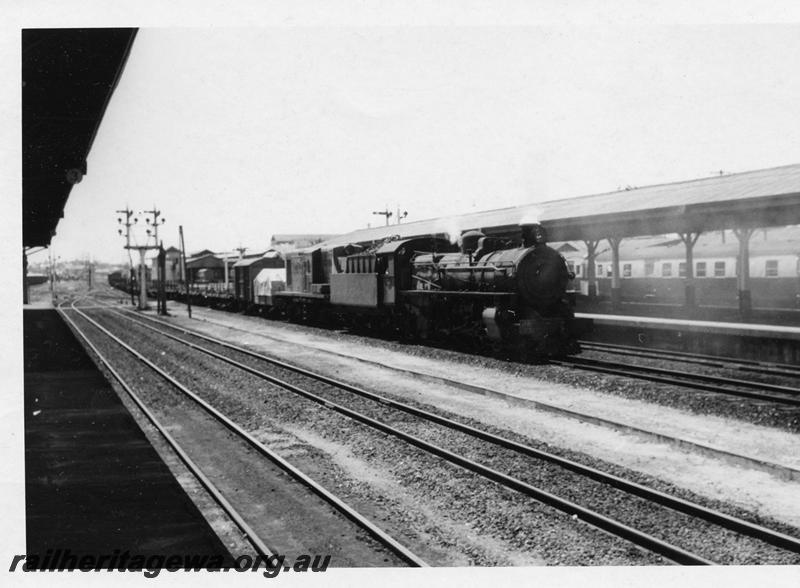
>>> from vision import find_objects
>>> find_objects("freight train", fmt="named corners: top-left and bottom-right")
top-left (110, 222), bottom-right (585, 359)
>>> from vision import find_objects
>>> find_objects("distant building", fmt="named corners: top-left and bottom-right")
top-left (150, 246), bottom-right (183, 282)
top-left (185, 252), bottom-right (225, 283)
top-left (190, 249), bottom-right (216, 257)
top-left (184, 249), bottom-right (272, 286)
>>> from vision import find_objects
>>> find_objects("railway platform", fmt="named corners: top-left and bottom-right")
top-left (23, 308), bottom-right (232, 568)
top-left (577, 312), bottom-right (800, 364)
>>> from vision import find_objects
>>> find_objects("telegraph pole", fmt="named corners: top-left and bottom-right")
top-left (157, 241), bottom-right (167, 315)
top-left (117, 207), bottom-right (136, 305)
top-left (129, 244), bottom-right (158, 310)
top-left (143, 206), bottom-right (165, 244)
top-left (118, 207), bottom-right (162, 310)
top-left (179, 225), bottom-right (192, 319)
top-left (86, 255), bottom-right (94, 290)
top-left (373, 206), bottom-right (408, 225)
top-left (372, 207), bottom-right (393, 226)
top-left (123, 207), bottom-right (166, 311)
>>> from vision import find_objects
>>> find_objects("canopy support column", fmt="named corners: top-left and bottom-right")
top-left (678, 231), bottom-right (701, 314)
top-left (607, 237), bottom-right (623, 310)
top-left (583, 239), bottom-right (600, 303)
top-left (733, 228), bottom-right (754, 320)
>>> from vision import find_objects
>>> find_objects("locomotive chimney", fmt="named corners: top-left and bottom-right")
top-left (460, 230), bottom-right (485, 254)
top-left (521, 223), bottom-right (547, 248)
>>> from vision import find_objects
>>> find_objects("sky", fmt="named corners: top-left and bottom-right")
top-left (23, 22), bottom-right (800, 265)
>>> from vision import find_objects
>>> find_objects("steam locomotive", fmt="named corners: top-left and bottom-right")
top-left (111, 223), bottom-right (584, 359)
top-left (275, 223), bottom-right (583, 359)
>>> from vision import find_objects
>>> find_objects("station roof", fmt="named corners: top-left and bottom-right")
top-left (185, 253), bottom-right (223, 268)
top-left (270, 234), bottom-right (338, 251)
top-left (23, 28), bottom-right (137, 247)
top-left (315, 163), bottom-right (800, 249)
top-left (541, 163), bottom-right (800, 241)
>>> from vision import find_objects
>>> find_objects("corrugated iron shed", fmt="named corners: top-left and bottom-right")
top-left (232, 251), bottom-right (281, 268)
top-left (185, 253), bottom-right (223, 268)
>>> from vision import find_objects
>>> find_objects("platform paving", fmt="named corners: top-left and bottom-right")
top-left (23, 309), bottom-right (233, 568)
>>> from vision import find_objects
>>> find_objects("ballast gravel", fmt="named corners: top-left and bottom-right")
top-left (76, 306), bottom-right (800, 565)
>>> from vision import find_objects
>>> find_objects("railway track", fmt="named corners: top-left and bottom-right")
top-left (94, 298), bottom-right (800, 482)
top-left (100, 285), bottom-right (800, 406)
top-left (79, 300), bottom-right (800, 565)
top-left (60, 300), bottom-right (427, 568)
top-left (551, 355), bottom-right (800, 407)
top-left (579, 340), bottom-right (800, 379)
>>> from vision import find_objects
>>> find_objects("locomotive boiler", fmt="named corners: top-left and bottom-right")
top-left (407, 223), bottom-right (580, 357)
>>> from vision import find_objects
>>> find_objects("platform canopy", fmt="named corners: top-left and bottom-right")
top-left (539, 163), bottom-right (800, 242)
top-left (23, 28), bottom-right (137, 247)
top-left (313, 163), bottom-right (800, 249)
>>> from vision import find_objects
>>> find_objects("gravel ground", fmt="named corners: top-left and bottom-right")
top-left (332, 328), bottom-right (797, 432)
top-left (82, 306), bottom-right (664, 566)
top-left (343, 339), bottom-right (800, 433)
top-left (81, 305), bottom-right (800, 564)
top-left (149, 296), bottom-right (800, 432)
top-left (85, 295), bottom-right (800, 464)
top-left (152, 304), bottom-right (800, 469)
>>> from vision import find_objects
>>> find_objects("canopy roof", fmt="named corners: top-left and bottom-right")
top-left (23, 28), bottom-right (137, 247)
top-left (313, 163), bottom-right (800, 250)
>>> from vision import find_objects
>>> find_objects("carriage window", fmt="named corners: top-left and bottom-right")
top-left (714, 261), bottom-right (726, 277)
top-left (662, 263), bottom-right (672, 277)
top-left (765, 260), bottom-right (779, 277)
top-left (623, 264), bottom-right (631, 278)
top-left (596, 264), bottom-right (603, 276)
top-left (696, 262), bottom-right (706, 277)
top-left (678, 262), bottom-right (686, 278)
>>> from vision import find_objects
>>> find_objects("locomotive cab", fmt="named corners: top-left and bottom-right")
top-left (330, 236), bottom-right (454, 308)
